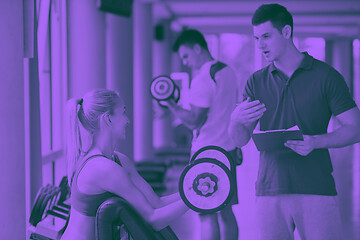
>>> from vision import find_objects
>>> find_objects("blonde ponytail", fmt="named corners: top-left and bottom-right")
top-left (65, 98), bottom-right (82, 183)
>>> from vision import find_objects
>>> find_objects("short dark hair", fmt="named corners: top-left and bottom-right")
top-left (252, 4), bottom-right (293, 37)
top-left (172, 29), bottom-right (209, 52)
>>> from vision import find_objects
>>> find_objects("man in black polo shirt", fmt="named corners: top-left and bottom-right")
top-left (229, 3), bottom-right (360, 240)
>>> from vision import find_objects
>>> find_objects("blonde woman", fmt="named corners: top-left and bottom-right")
top-left (61, 89), bottom-right (188, 240)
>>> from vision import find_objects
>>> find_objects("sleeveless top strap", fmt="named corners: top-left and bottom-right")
top-left (112, 154), bottom-right (122, 166)
top-left (70, 154), bottom-right (109, 187)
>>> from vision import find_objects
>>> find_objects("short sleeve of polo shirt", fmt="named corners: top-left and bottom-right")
top-left (242, 74), bottom-right (256, 102)
top-left (189, 75), bottom-right (213, 108)
top-left (325, 68), bottom-right (357, 116)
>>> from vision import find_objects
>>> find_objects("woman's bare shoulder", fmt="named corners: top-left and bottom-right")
top-left (82, 155), bottom-right (124, 177)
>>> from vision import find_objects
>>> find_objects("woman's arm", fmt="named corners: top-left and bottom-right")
top-left (95, 158), bottom-right (188, 230)
top-left (129, 171), bottom-right (165, 208)
top-left (160, 192), bottom-right (181, 205)
top-left (127, 165), bottom-right (181, 206)
top-left (129, 169), bottom-right (181, 206)
top-left (114, 152), bottom-right (166, 208)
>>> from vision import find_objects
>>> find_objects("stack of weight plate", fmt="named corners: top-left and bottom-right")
top-left (28, 177), bottom-right (71, 240)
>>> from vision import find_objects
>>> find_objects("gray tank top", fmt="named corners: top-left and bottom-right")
top-left (70, 154), bottom-right (121, 217)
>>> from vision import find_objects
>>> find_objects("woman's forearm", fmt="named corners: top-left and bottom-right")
top-left (160, 192), bottom-right (181, 205)
top-left (150, 199), bottom-right (189, 231)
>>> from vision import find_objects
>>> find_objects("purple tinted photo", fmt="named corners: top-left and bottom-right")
top-left (1, 1), bottom-right (360, 240)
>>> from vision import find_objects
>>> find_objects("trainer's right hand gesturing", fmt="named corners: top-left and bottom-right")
top-left (228, 97), bottom-right (266, 148)
top-left (230, 97), bottom-right (266, 125)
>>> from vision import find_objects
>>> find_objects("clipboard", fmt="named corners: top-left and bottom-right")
top-left (252, 126), bottom-right (303, 151)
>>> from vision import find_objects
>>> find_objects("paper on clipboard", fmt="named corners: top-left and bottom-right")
top-left (252, 125), bottom-right (303, 151)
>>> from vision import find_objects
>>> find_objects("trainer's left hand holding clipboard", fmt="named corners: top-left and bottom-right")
top-left (252, 125), bottom-right (303, 151)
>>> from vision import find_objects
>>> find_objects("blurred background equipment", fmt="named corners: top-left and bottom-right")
top-left (97, 0), bottom-right (133, 17)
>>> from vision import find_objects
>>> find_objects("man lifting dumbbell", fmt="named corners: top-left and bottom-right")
top-left (164, 29), bottom-right (239, 240)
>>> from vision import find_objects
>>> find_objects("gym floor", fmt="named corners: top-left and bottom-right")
top-left (163, 139), bottom-right (360, 240)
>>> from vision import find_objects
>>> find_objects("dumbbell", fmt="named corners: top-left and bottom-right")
top-left (179, 146), bottom-right (235, 214)
top-left (150, 75), bottom-right (180, 108)
top-left (29, 185), bottom-right (61, 227)
top-left (58, 176), bottom-right (71, 208)
top-left (191, 145), bottom-right (235, 172)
